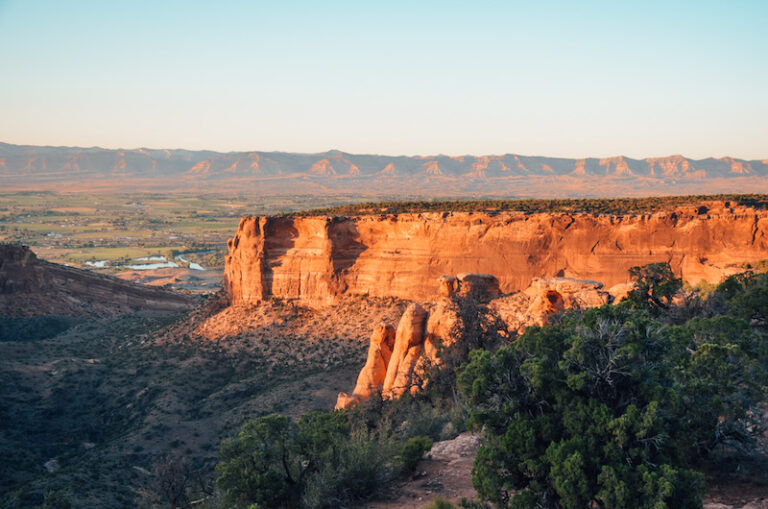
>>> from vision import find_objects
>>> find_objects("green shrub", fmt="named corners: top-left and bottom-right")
top-left (457, 266), bottom-right (768, 509)
top-left (216, 411), bottom-right (397, 508)
top-left (626, 261), bottom-right (682, 311)
top-left (0, 315), bottom-right (79, 341)
top-left (290, 194), bottom-right (768, 218)
top-left (216, 263), bottom-right (768, 509)
top-left (425, 497), bottom-right (459, 509)
top-left (216, 415), bottom-right (299, 508)
top-left (40, 490), bottom-right (72, 509)
top-left (457, 309), bottom-right (709, 507)
top-left (399, 436), bottom-right (433, 473)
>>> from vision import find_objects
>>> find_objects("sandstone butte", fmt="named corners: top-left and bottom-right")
top-left (225, 201), bottom-right (768, 308)
top-left (222, 201), bottom-right (768, 409)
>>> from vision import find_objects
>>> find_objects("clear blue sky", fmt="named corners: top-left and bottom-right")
top-left (0, 0), bottom-right (766, 158)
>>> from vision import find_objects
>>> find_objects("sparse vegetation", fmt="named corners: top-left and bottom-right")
top-left (292, 194), bottom-right (768, 217)
top-left (0, 296), bottom-right (401, 507)
top-left (215, 262), bottom-right (768, 508)
top-left (3, 192), bottom-right (768, 507)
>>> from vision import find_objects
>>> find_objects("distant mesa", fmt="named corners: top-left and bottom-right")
top-left (1, 142), bottom-right (767, 196)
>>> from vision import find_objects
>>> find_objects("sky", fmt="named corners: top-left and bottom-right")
top-left (0, 0), bottom-right (766, 159)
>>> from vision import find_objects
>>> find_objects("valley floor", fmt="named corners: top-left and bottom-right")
top-left (2, 293), bottom-right (767, 507)
top-left (0, 295), bottom-right (405, 507)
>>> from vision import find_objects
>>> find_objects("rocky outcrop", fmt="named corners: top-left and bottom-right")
top-left (226, 202), bottom-right (768, 308)
top-left (0, 245), bottom-right (194, 317)
top-left (426, 432), bottom-right (481, 462)
top-left (334, 323), bottom-right (396, 409)
top-left (382, 303), bottom-right (429, 398)
top-left (335, 274), bottom-right (607, 409)
top-left (491, 277), bottom-right (611, 333)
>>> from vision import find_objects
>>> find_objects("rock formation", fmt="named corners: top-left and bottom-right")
top-left (335, 274), bottom-right (609, 409)
top-left (381, 303), bottom-right (429, 398)
top-left (334, 323), bottom-right (396, 410)
top-left (491, 277), bottom-right (611, 333)
top-left (0, 244), bottom-right (194, 317)
top-left (226, 202), bottom-right (768, 308)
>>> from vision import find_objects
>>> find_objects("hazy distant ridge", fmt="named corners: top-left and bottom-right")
top-left (1, 142), bottom-right (766, 197)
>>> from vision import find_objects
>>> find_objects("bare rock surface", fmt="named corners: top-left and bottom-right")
top-left (338, 274), bottom-right (609, 408)
top-left (493, 276), bottom-right (612, 333)
top-left (358, 433), bottom-right (478, 509)
top-left (335, 323), bottom-right (396, 409)
top-left (426, 432), bottom-right (481, 462)
top-left (226, 202), bottom-right (768, 307)
top-left (382, 303), bottom-right (429, 398)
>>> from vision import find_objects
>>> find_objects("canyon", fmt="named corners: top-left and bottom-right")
top-left (225, 200), bottom-right (768, 308)
top-left (3, 199), bottom-right (768, 507)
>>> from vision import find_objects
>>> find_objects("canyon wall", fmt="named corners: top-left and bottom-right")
top-left (0, 245), bottom-right (194, 317)
top-left (225, 201), bottom-right (768, 307)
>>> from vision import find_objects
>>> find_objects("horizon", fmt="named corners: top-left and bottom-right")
top-left (1, 1), bottom-right (766, 160)
top-left (1, 140), bottom-right (766, 162)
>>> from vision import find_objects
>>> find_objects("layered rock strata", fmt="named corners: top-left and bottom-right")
top-left (0, 245), bottom-right (194, 317)
top-left (226, 202), bottom-right (768, 308)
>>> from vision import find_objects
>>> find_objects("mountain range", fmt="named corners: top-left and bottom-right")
top-left (1, 142), bottom-right (766, 197)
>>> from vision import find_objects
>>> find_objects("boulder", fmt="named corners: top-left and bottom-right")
top-left (334, 392), bottom-right (359, 411)
top-left (456, 273), bottom-right (501, 301)
top-left (438, 276), bottom-right (459, 298)
top-left (608, 283), bottom-right (634, 303)
top-left (425, 432), bottom-right (481, 462)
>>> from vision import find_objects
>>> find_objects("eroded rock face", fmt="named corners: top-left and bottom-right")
top-left (492, 277), bottom-right (611, 333)
top-left (334, 323), bottom-right (396, 410)
top-left (455, 273), bottom-right (501, 301)
top-left (336, 274), bottom-right (614, 409)
top-left (0, 244), bottom-right (194, 317)
top-left (335, 298), bottom-right (462, 410)
top-left (227, 202), bottom-right (768, 307)
top-left (382, 303), bottom-right (429, 398)
top-left (422, 300), bottom-right (459, 366)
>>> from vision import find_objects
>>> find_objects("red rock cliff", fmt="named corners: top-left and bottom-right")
top-left (225, 202), bottom-right (768, 307)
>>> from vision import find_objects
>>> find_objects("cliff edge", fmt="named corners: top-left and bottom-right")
top-left (225, 201), bottom-right (768, 307)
